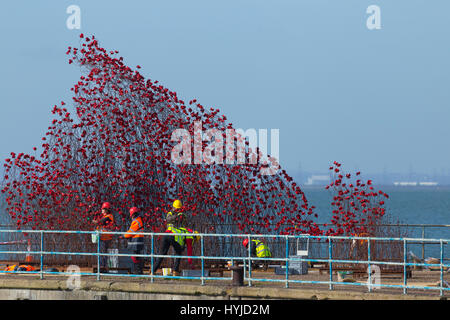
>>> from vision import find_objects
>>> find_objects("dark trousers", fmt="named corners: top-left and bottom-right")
top-left (99, 239), bottom-right (111, 269)
top-left (128, 237), bottom-right (144, 274)
top-left (152, 235), bottom-right (184, 273)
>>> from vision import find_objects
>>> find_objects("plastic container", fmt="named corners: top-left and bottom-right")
top-left (182, 269), bottom-right (210, 277)
top-left (288, 255), bottom-right (308, 275)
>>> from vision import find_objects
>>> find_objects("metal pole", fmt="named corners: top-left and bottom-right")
top-left (243, 252), bottom-right (246, 283)
top-left (151, 234), bottom-right (154, 283)
top-left (422, 226), bottom-right (425, 261)
top-left (40, 231), bottom-right (44, 280)
top-left (248, 235), bottom-right (252, 287)
top-left (440, 240), bottom-right (444, 297)
top-left (201, 235), bottom-right (204, 286)
top-left (285, 235), bottom-right (289, 288)
top-left (96, 231), bottom-right (100, 281)
top-left (329, 237), bottom-right (333, 290)
top-left (403, 239), bottom-right (407, 294)
top-left (368, 237), bottom-right (372, 293)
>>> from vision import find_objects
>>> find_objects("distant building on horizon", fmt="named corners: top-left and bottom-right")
top-left (305, 175), bottom-right (330, 186)
top-left (292, 168), bottom-right (450, 187)
top-left (393, 181), bottom-right (438, 187)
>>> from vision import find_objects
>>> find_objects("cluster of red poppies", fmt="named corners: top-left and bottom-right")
top-left (1, 34), bottom-right (325, 236)
top-left (323, 161), bottom-right (388, 236)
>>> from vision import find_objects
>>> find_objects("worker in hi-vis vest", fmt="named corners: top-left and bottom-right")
top-left (152, 200), bottom-right (188, 276)
top-left (93, 202), bottom-right (115, 272)
top-left (242, 238), bottom-right (272, 269)
top-left (178, 226), bottom-right (200, 267)
top-left (165, 199), bottom-right (187, 229)
top-left (119, 207), bottom-right (144, 275)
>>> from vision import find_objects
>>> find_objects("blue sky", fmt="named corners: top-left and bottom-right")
top-left (0, 1), bottom-right (449, 176)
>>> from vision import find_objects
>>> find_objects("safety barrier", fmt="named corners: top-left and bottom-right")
top-left (315, 223), bottom-right (450, 262)
top-left (206, 223), bottom-right (450, 262)
top-left (0, 229), bottom-right (448, 296)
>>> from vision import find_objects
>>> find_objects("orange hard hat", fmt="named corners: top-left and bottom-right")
top-left (101, 202), bottom-right (111, 210)
top-left (242, 238), bottom-right (249, 247)
top-left (129, 207), bottom-right (139, 217)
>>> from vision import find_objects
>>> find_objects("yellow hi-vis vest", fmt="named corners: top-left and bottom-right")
top-left (179, 227), bottom-right (200, 243)
top-left (253, 240), bottom-right (271, 258)
top-left (166, 211), bottom-right (186, 228)
top-left (167, 225), bottom-right (186, 247)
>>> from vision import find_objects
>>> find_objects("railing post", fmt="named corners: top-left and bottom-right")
top-left (328, 237), bottom-right (333, 290)
top-left (368, 237), bottom-right (372, 293)
top-left (403, 239), bottom-right (407, 294)
top-left (248, 235), bottom-right (252, 287)
top-left (40, 231), bottom-right (44, 280)
top-left (201, 235), bottom-right (204, 286)
top-left (422, 226), bottom-right (425, 261)
top-left (285, 235), bottom-right (289, 288)
top-left (150, 233), bottom-right (154, 283)
top-left (242, 241), bottom-right (246, 283)
top-left (96, 230), bottom-right (100, 281)
top-left (440, 240), bottom-right (444, 297)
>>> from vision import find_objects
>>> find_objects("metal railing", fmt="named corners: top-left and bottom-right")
top-left (205, 223), bottom-right (450, 262)
top-left (307, 223), bottom-right (450, 263)
top-left (0, 229), bottom-right (448, 296)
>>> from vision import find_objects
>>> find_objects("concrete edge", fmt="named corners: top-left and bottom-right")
top-left (230, 286), bottom-right (443, 300)
top-left (0, 278), bottom-right (443, 300)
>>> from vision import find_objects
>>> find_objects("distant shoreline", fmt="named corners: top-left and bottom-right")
top-left (301, 185), bottom-right (450, 191)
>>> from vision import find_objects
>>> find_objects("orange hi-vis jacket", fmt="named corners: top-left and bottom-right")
top-left (5, 265), bottom-right (35, 272)
top-left (19, 265), bottom-right (36, 271)
top-left (125, 216), bottom-right (144, 239)
top-left (4, 265), bottom-right (17, 272)
top-left (97, 213), bottom-right (115, 241)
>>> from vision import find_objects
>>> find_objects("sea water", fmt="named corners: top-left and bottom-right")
top-left (303, 186), bottom-right (450, 259)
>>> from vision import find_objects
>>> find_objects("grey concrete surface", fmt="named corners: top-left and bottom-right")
top-left (0, 278), bottom-right (445, 300)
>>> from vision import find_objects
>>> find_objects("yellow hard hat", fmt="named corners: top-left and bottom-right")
top-left (173, 199), bottom-right (182, 209)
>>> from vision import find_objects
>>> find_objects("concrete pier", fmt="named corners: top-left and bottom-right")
top-left (0, 277), bottom-right (444, 300)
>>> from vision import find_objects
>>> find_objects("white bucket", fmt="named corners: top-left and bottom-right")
top-left (91, 234), bottom-right (98, 244)
top-left (162, 268), bottom-right (172, 276)
top-left (108, 249), bottom-right (119, 273)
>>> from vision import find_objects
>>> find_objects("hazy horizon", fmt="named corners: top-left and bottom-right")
top-left (1, 1), bottom-right (449, 176)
